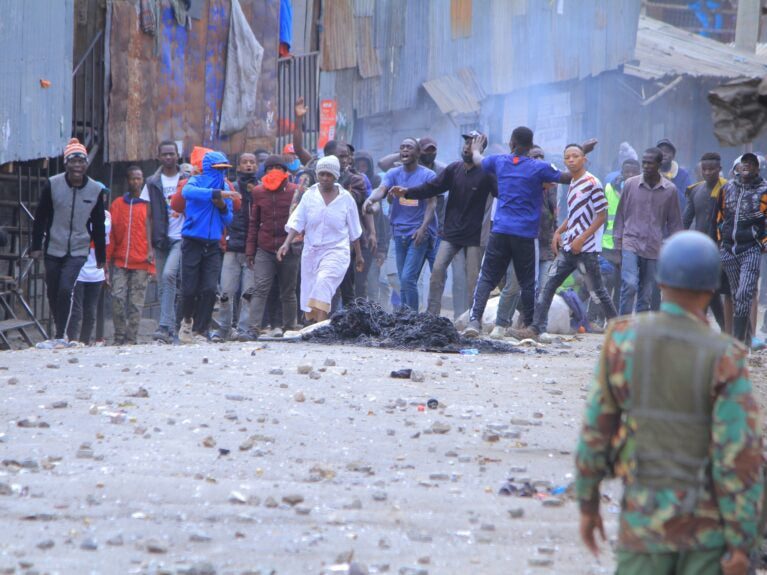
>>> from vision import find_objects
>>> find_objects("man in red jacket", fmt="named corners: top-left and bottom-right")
top-left (244, 155), bottom-right (300, 339)
top-left (107, 166), bottom-right (154, 345)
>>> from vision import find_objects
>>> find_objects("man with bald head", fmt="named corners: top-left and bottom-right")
top-left (364, 138), bottom-right (437, 310)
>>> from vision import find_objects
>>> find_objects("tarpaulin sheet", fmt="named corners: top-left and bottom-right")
top-left (219, 0), bottom-right (264, 136)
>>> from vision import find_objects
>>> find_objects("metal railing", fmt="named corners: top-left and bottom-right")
top-left (277, 52), bottom-right (320, 155)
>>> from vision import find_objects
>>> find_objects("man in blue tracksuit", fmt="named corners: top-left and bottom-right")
top-left (177, 151), bottom-right (239, 343)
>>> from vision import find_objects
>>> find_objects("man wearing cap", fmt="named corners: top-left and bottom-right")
top-left (282, 143), bottom-right (302, 177)
top-left (715, 151), bottom-right (767, 344)
top-left (657, 138), bottom-right (692, 212)
top-left (176, 151), bottom-right (240, 343)
top-left (389, 131), bottom-right (496, 317)
top-left (32, 137), bottom-right (107, 344)
top-left (576, 230), bottom-right (762, 575)
top-left (363, 138), bottom-right (437, 310)
top-left (279, 155), bottom-right (364, 322)
top-left (244, 155), bottom-right (300, 339)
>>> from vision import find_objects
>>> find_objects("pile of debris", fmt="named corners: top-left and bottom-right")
top-left (302, 300), bottom-right (523, 353)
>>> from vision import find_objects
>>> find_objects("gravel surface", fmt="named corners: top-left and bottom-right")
top-left (2, 336), bottom-right (765, 574)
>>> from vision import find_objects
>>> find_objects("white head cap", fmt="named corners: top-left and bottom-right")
top-left (316, 155), bottom-right (341, 180)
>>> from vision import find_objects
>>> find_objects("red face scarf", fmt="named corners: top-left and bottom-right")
top-left (262, 170), bottom-right (289, 192)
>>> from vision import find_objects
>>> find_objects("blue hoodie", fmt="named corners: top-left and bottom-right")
top-left (181, 151), bottom-right (234, 241)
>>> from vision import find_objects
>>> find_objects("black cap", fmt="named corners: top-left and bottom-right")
top-left (656, 138), bottom-right (676, 153)
top-left (264, 154), bottom-right (288, 170)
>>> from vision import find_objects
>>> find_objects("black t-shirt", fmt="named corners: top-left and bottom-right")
top-left (406, 161), bottom-right (497, 246)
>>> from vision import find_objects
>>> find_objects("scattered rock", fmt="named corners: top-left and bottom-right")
top-left (282, 494), bottom-right (304, 506)
top-left (229, 491), bottom-right (248, 504)
top-left (372, 491), bottom-right (388, 501)
top-left (36, 539), bottom-right (55, 550)
top-left (528, 558), bottom-right (553, 567)
top-left (293, 391), bottom-right (305, 403)
top-left (309, 371), bottom-right (322, 380)
top-left (46, 363), bottom-right (59, 369)
top-left (430, 422), bottom-right (451, 434)
top-left (482, 431), bottom-right (500, 442)
top-left (538, 546), bottom-right (556, 555)
top-left (410, 370), bottom-right (425, 382)
top-left (51, 401), bottom-right (68, 409)
top-left (68, 357), bottom-right (79, 364)
top-left (508, 508), bottom-right (525, 519)
top-left (343, 498), bottom-right (363, 510)
top-left (7, 377), bottom-right (18, 385)
top-left (541, 497), bottom-right (564, 507)
top-left (80, 538), bottom-right (98, 551)
top-left (202, 436), bottom-right (216, 448)
top-left (225, 394), bottom-right (247, 401)
top-left (297, 363), bottom-right (312, 374)
top-left (180, 562), bottom-right (217, 575)
top-left (106, 534), bottom-right (124, 546)
top-left (76, 443), bottom-right (94, 459)
top-left (189, 532), bottom-right (212, 543)
top-left (323, 358), bottom-right (336, 366)
top-left (145, 539), bottom-right (167, 554)
top-left (406, 530), bottom-right (432, 543)
top-left (264, 496), bottom-right (278, 508)
top-left (269, 368), bottom-right (284, 375)
top-left (128, 387), bottom-right (149, 398)
top-left (295, 505), bottom-right (311, 515)
top-left (0, 482), bottom-right (12, 495)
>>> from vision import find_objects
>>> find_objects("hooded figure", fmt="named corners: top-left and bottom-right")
top-left (181, 151), bottom-right (234, 242)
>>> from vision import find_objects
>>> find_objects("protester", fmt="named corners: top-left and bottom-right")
top-left (280, 155), bottom-right (363, 322)
top-left (145, 141), bottom-right (183, 343)
top-left (363, 138), bottom-right (437, 310)
top-left (613, 147), bottom-right (683, 315)
top-left (512, 144), bottom-right (617, 340)
top-left (576, 230), bottom-right (762, 575)
top-left (715, 152), bottom-right (767, 344)
top-left (491, 144), bottom-right (558, 336)
top-left (462, 128), bottom-right (592, 337)
top-left (67, 206), bottom-right (111, 345)
top-left (282, 143), bottom-right (301, 177)
top-left (31, 138), bottom-right (106, 346)
top-left (210, 153), bottom-right (258, 342)
top-left (684, 152), bottom-right (727, 331)
top-left (390, 131), bottom-right (496, 317)
top-left (107, 166), bottom-right (154, 345)
top-left (245, 155), bottom-right (300, 339)
top-left (657, 138), bottom-right (692, 211)
top-left (175, 151), bottom-right (238, 343)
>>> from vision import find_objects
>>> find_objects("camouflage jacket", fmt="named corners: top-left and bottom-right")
top-left (575, 302), bottom-right (763, 553)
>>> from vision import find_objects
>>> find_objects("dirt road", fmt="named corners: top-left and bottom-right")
top-left (1, 336), bottom-right (764, 574)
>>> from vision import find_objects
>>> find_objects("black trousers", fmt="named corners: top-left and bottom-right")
top-left (44, 254), bottom-right (87, 339)
top-left (470, 232), bottom-right (536, 326)
top-left (177, 238), bottom-right (223, 334)
top-left (66, 280), bottom-right (103, 344)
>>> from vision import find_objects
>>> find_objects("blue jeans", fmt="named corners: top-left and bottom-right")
top-left (394, 235), bottom-right (432, 310)
top-left (154, 239), bottom-right (182, 330)
top-left (619, 250), bottom-right (657, 315)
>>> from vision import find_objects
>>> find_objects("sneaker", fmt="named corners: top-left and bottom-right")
top-left (178, 319), bottom-right (194, 344)
top-left (268, 327), bottom-right (284, 338)
top-left (193, 333), bottom-right (209, 344)
top-left (237, 330), bottom-right (257, 342)
top-left (489, 325), bottom-right (506, 340)
top-left (152, 327), bottom-right (172, 344)
top-left (509, 326), bottom-right (539, 341)
top-left (588, 322), bottom-right (605, 334)
top-left (462, 320), bottom-right (481, 338)
top-left (209, 332), bottom-right (225, 343)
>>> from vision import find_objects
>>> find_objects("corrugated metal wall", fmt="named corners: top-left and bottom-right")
top-left (0, 0), bottom-right (75, 165)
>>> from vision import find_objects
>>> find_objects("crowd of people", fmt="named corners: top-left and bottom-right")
top-left (29, 99), bottom-right (767, 349)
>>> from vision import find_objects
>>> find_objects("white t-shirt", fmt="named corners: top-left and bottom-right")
top-left (77, 211), bottom-right (111, 283)
top-left (161, 173), bottom-right (183, 240)
top-left (140, 172), bottom-right (183, 241)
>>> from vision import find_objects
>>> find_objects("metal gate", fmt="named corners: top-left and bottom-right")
top-left (277, 52), bottom-right (320, 155)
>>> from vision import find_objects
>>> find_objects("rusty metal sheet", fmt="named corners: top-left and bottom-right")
top-left (106, 0), bottom-right (278, 162)
top-left (356, 17), bottom-right (381, 79)
top-left (321, 0), bottom-right (357, 71)
top-left (450, 0), bottom-right (472, 39)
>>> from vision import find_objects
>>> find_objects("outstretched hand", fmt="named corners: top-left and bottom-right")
top-left (579, 511), bottom-right (606, 557)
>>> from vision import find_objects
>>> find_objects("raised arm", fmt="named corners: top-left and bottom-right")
top-left (377, 153), bottom-right (400, 172)
top-left (292, 97), bottom-right (313, 166)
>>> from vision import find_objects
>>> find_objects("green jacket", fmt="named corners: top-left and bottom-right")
top-left (575, 302), bottom-right (763, 553)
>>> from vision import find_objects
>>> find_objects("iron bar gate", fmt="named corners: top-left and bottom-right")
top-left (277, 53), bottom-right (320, 156)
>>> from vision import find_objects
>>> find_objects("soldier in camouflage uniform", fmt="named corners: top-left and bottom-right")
top-left (575, 230), bottom-right (763, 575)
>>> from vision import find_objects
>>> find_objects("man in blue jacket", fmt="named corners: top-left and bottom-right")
top-left (177, 151), bottom-right (239, 343)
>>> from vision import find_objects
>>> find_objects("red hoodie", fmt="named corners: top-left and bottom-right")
top-left (107, 194), bottom-right (155, 273)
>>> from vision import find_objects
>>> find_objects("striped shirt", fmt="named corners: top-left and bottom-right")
top-left (563, 172), bottom-right (606, 253)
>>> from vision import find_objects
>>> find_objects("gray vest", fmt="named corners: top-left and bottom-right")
top-left (46, 174), bottom-right (103, 258)
top-left (631, 312), bottom-right (730, 500)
